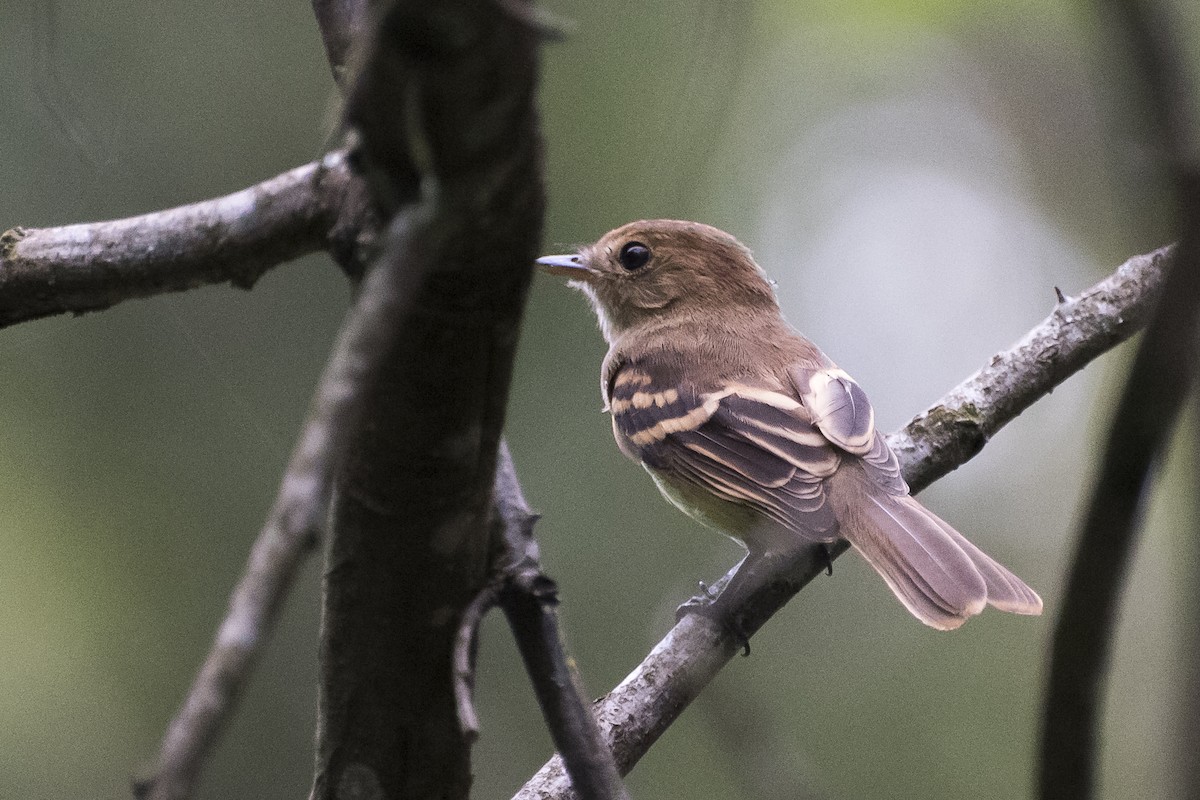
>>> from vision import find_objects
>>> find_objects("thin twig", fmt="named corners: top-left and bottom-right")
top-left (0, 151), bottom-right (353, 328)
top-left (493, 443), bottom-right (630, 800)
top-left (134, 198), bottom-right (429, 800)
top-left (455, 441), bottom-right (633, 800)
top-left (454, 583), bottom-right (500, 742)
top-left (1039, 0), bottom-right (1200, 796)
top-left (515, 244), bottom-right (1173, 799)
top-left (128, 12), bottom-right (377, 792)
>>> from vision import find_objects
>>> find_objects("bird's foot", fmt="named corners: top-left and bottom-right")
top-left (674, 580), bottom-right (721, 621)
top-left (675, 585), bottom-right (753, 657)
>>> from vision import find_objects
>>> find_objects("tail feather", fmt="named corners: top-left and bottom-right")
top-left (855, 524), bottom-right (974, 630)
top-left (846, 492), bottom-right (1041, 630)
top-left (927, 512), bottom-right (1044, 615)
top-left (851, 493), bottom-right (986, 630)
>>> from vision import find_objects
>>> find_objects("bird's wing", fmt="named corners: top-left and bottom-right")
top-left (609, 362), bottom-right (841, 541)
top-left (790, 366), bottom-right (907, 496)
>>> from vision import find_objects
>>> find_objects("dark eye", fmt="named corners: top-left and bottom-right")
top-left (618, 241), bottom-right (651, 271)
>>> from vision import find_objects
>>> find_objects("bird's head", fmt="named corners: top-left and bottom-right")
top-left (537, 220), bottom-right (777, 342)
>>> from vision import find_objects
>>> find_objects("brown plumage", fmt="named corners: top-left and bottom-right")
top-left (537, 219), bottom-right (1042, 630)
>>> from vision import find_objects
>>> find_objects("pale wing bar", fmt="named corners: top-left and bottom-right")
top-left (613, 376), bottom-right (841, 541)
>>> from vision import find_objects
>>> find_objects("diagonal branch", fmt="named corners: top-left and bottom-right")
top-left (16, 4), bottom-right (557, 800)
top-left (132, 7), bottom-right (384, 799)
top-left (132, 194), bottom-right (417, 800)
top-left (0, 152), bottom-right (359, 328)
top-left (889, 244), bottom-right (1173, 494)
top-left (514, 243), bottom-right (1172, 800)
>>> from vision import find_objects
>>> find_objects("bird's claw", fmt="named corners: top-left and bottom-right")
top-left (675, 587), bottom-right (752, 656)
top-left (819, 543), bottom-right (834, 576)
top-left (673, 580), bottom-right (721, 621)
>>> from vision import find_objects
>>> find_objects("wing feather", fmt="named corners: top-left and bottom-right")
top-left (797, 367), bottom-right (875, 453)
top-left (608, 360), bottom-right (1040, 628)
top-left (792, 366), bottom-right (908, 495)
top-left (610, 365), bottom-right (840, 542)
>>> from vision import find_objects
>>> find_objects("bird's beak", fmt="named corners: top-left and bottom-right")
top-left (536, 254), bottom-right (594, 280)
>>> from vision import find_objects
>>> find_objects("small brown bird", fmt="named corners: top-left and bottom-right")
top-left (538, 220), bottom-right (1042, 630)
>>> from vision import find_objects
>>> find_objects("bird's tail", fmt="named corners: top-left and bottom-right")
top-left (841, 490), bottom-right (1043, 631)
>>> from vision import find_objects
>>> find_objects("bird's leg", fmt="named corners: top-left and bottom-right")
top-left (673, 580), bottom-right (719, 618)
top-left (675, 545), bottom-right (815, 655)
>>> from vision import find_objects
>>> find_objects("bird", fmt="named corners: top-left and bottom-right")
top-left (536, 219), bottom-right (1042, 631)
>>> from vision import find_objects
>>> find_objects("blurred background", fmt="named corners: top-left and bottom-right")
top-left (0, 0), bottom-right (1195, 798)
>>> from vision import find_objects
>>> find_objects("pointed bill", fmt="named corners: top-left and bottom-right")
top-left (536, 254), bottom-right (593, 279)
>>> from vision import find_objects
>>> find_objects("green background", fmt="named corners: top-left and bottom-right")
top-left (0, 1), bottom-right (1195, 798)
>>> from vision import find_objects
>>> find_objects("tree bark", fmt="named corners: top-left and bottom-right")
top-left (310, 1), bottom-right (545, 798)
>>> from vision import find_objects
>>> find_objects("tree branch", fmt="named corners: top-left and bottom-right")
top-left (132, 2), bottom-right (559, 796)
top-left (1041, 221), bottom-right (1199, 796)
top-left (134, 194), bottom-right (411, 800)
top-left (311, 0), bottom-right (369, 86)
top-left (0, 152), bottom-right (356, 328)
top-left (491, 443), bottom-right (630, 800)
top-left (1039, 0), bottom-right (1200, 796)
top-left (890, 244), bottom-right (1173, 495)
top-left (9, 3), bottom-right (584, 799)
top-left (515, 244), bottom-right (1172, 800)
top-left (310, 2), bottom-right (545, 799)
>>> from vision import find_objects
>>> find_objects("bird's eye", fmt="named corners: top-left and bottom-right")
top-left (618, 241), bottom-right (651, 271)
